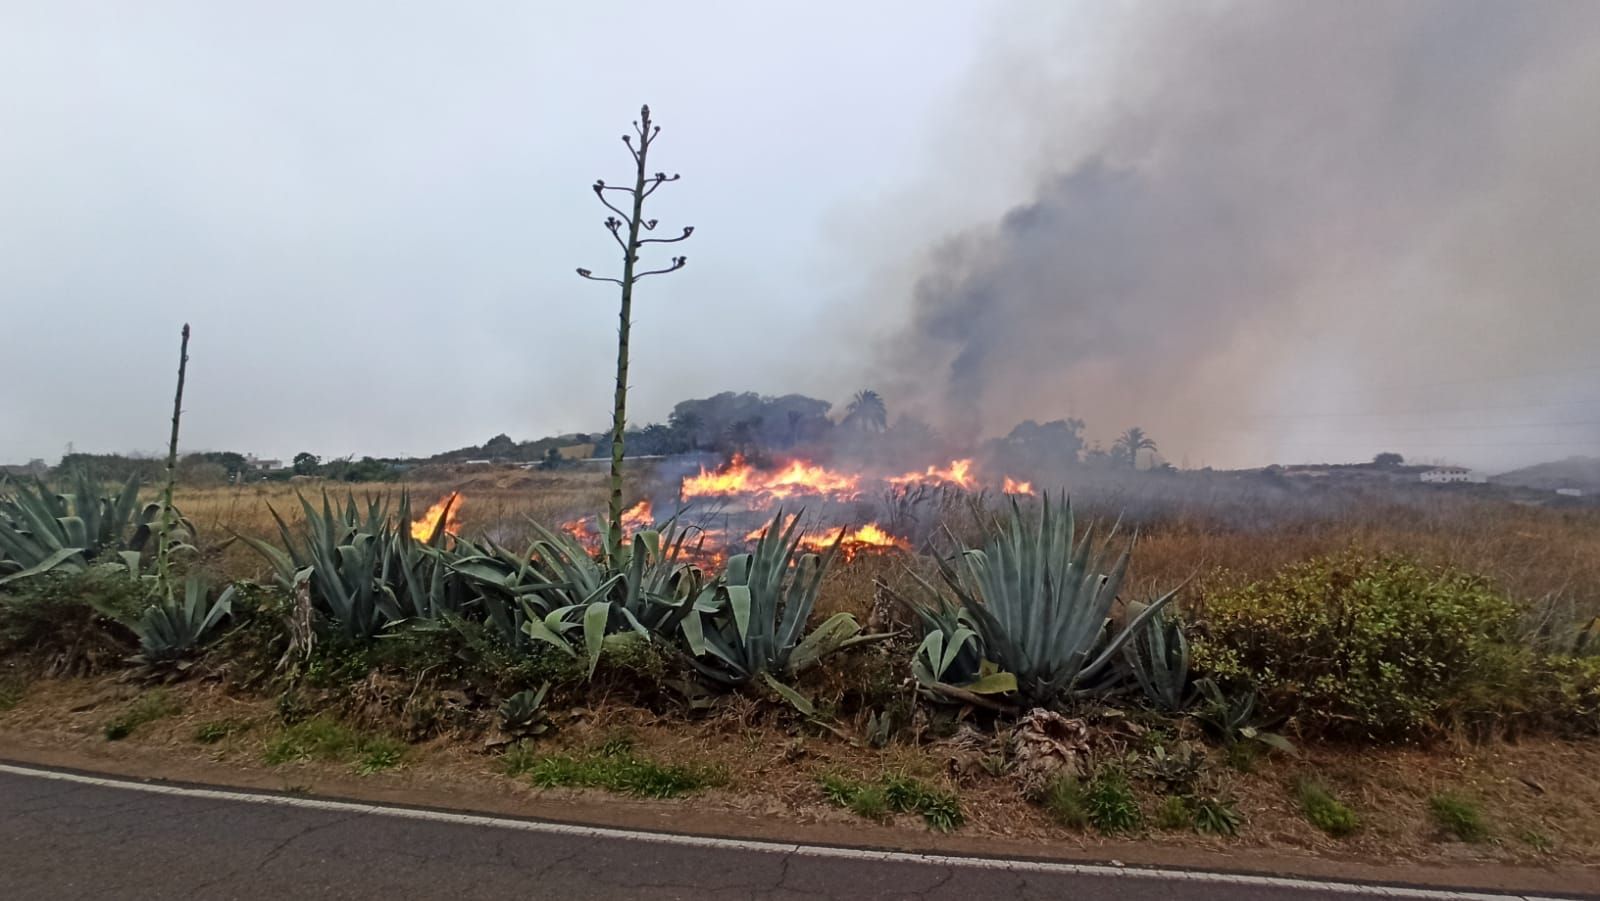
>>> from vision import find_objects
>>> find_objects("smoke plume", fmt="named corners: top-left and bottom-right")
top-left (874, 1), bottom-right (1600, 469)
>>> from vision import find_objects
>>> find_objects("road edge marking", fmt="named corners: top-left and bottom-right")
top-left (0, 762), bottom-right (1570, 900)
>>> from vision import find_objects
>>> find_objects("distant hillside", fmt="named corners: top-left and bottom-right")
top-left (1492, 456), bottom-right (1600, 492)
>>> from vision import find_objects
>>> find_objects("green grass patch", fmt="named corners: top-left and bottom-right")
top-left (0, 677), bottom-right (25, 711)
top-left (1429, 793), bottom-right (1489, 843)
top-left (501, 740), bottom-right (540, 776)
top-left (194, 718), bottom-right (252, 744)
top-left (1085, 769), bottom-right (1142, 835)
top-left (1519, 829), bottom-right (1553, 854)
top-left (1295, 779), bottom-right (1360, 837)
top-left (818, 772), bottom-right (964, 832)
top-left (263, 716), bottom-right (406, 774)
top-left (104, 690), bottom-right (180, 741)
top-left (525, 742), bottom-right (722, 799)
top-left (1040, 775), bottom-right (1091, 829)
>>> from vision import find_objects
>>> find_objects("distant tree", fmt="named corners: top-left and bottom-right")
top-left (1113, 427), bottom-right (1158, 469)
top-left (992, 419), bottom-right (1086, 471)
top-left (292, 452), bottom-right (321, 476)
top-left (668, 411), bottom-right (704, 450)
top-left (1373, 452), bottom-right (1404, 466)
top-left (723, 418), bottom-right (762, 458)
top-left (576, 104), bottom-right (694, 563)
top-left (843, 389), bottom-right (889, 433)
top-left (538, 447), bottom-right (565, 471)
top-left (483, 434), bottom-right (516, 457)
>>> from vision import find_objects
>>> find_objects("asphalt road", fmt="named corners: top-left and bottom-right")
top-left (0, 766), bottom-right (1573, 901)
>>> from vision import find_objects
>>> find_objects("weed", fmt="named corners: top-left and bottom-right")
top-left (104, 690), bottom-right (181, 741)
top-left (527, 747), bottom-right (722, 799)
top-left (1519, 829), bottom-right (1553, 854)
top-left (501, 740), bottom-right (540, 777)
top-left (819, 772), bottom-right (964, 831)
top-left (1429, 793), bottom-right (1489, 843)
top-left (1040, 775), bottom-right (1091, 829)
top-left (1086, 769), bottom-right (1142, 835)
top-left (0, 677), bottom-right (24, 711)
top-left (1295, 779), bottom-right (1360, 838)
top-left (194, 718), bottom-right (251, 744)
top-left (1155, 795), bottom-right (1192, 830)
top-left (1193, 797), bottom-right (1242, 836)
top-left (354, 737), bottom-right (406, 775)
top-left (264, 715), bottom-right (405, 775)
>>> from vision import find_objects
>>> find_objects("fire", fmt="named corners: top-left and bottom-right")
top-left (887, 458), bottom-right (977, 490)
top-left (410, 491), bottom-right (463, 542)
top-left (744, 518), bottom-right (909, 560)
top-left (681, 455), bottom-right (860, 504)
top-left (1003, 477), bottom-right (1035, 495)
top-left (561, 500), bottom-right (654, 550)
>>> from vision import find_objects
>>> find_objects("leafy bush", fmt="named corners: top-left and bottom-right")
top-left (1428, 792), bottom-right (1489, 842)
top-left (1155, 795), bottom-right (1192, 830)
top-left (1295, 779), bottom-right (1360, 837)
top-left (1194, 555), bottom-right (1521, 738)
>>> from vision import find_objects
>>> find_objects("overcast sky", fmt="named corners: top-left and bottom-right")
top-left (2, 1), bottom-right (1596, 471)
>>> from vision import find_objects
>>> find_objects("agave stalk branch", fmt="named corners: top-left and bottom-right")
top-left (155, 323), bottom-right (190, 600)
top-left (577, 104), bottom-right (692, 565)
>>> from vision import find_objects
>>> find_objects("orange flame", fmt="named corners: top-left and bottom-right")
top-left (743, 518), bottom-right (909, 561)
top-left (887, 458), bottom-right (977, 490)
top-left (1002, 477), bottom-right (1035, 495)
top-left (561, 499), bottom-right (654, 551)
top-left (410, 492), bottom-right (463, 542)
top-left (681, 455), bottom-right (860, 503)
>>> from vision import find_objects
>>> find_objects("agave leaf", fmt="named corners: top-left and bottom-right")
top-left (760, 671), bottom-right (815, 716)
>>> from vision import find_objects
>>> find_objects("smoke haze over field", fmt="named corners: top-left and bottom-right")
top-left (1, 2), bottom-right (1596, 471)
top-left (867, 0), bottom-right (1600, 469)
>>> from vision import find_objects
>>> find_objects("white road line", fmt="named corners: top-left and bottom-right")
top-left (0, 762), bottom-right (1570, 900)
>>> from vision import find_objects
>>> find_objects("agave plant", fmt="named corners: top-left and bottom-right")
top-left (516, 521), bottom-right (718, 678)
top-left (498, 684), bottom-right (552, 739)
top-left (878, 580), bottom-right (1016, 705)
top-left (1193, 678), bottom-right (1295, 754)
top-left (906, 494), bottom-right (1178, 708)
top-left (0, 472), bottom-right (181, 586)
top-left (687, 511), bottom-right (888, 713)
top-left (1124, 602), bottom-right (1192, 711)
top-left (236, 491), bottom-right (460, 639)
top-left (125, 573), bottom-right (235, 668)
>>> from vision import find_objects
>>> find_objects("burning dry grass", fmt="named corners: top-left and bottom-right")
top-left (173, 464), bottom-right (1600, 624)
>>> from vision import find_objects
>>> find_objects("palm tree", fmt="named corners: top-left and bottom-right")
top-left (1113, 427), bottom-right (1157, 470)
top-left (844, 389), bottom-right (888, 433)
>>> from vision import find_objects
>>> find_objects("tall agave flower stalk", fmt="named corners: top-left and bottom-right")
top-left (577, 104), bottom-right (693, 565)
top-left (154, 323), bottom-right (190, 600)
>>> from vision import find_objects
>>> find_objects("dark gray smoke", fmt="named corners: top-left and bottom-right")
top-left (877, 1), bottom-right (1600, 469)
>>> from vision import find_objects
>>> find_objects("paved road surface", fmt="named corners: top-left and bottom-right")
top-left (0, 765), bottom-right (1573, 900)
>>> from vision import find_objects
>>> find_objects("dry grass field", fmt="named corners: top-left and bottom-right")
top-left (176, 466), bottom-right (1600, 630)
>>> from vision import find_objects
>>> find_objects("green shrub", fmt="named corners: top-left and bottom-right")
top-left (1194, 554), bottom-right (1520, 738)
top-left (1192, 797), bottom-right (1242, 836)
top-left (1085, 769), bottom-right (1141, 835)
top-left (1, 571), bottom-right (143, 675)
top-left (1295, 779), bottom-right (1360, 837)
top-left (1429, 793), bottom-right (1489, 842)
top-left (1154, 795), bottom-right (1192, 830)
top-left (354, 737), bottom-right (406, 775)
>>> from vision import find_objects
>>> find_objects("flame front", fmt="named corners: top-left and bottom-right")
top-left (1002, 477), bottom-right (1035, 495)
top-left (744, 518), bottom-right (909, 560)
top-left (562, 499), bottom-right (653, 550)
top-left (410, 491), bottom-right (463, 542)
top-left (681, 454), bottom-right (860, 504)
top-left (887, 458), bottom-right (977, 490)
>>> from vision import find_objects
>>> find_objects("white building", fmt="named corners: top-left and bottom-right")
top-left (1420, 466), bottom-right (1485, 484)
